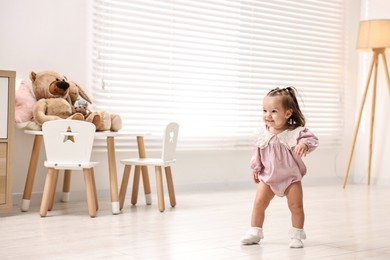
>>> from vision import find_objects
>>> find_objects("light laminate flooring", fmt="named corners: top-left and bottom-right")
top-left (1, 183), bottom-right (390, 259)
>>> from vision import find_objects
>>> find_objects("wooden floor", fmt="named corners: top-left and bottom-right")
top-left (1, 183), bottom-right (390, 259)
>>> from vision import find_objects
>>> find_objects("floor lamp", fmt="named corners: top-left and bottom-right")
top-left (343, 19), bottom-right (390, 188)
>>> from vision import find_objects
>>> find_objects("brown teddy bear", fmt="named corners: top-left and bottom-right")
top-left (31, 71), bottom-right (84, 125)
top-left (31, 70), bottom-right (122, 131)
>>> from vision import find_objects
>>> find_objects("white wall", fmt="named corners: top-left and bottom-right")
top-left (2, 0), bottom-right (384, 205)
top-left (0, 0), bottom-right (89, 83)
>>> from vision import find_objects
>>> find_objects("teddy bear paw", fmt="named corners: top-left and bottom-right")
top-left (70, 113), bottom-right (84, 121)
top-left (110, 114), bottom-right (122, 132)
top-left (91, 114), bottom-right (101, 129)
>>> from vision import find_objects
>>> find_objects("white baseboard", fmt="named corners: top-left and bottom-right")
top-left (12, 177), bottom-right (344, 207)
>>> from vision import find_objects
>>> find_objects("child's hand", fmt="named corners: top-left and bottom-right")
top-left (294, 143), bottom-right (308, 157)
top-left (252, 172), bottom-right (260, 183)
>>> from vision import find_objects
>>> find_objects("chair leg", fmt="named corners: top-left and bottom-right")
top-left (119, 165), bottom-right (131, 210)
top-left (141, 166), bottom-right (152, 205)
top-left (40, 168), bottom-right (57, 217)
top-left (131, 166), bottom-right (141, 205)
top-left (165, 166), bottom-right (176, 207)
top-left (91, 168), bottom-right (99, 211)
top-left (62, 169), bottom-right (72, 202)
top-left (155, 166), bottom-right (165, 212)
top-left (83, 168), bottom-right (97, 217)
top-left (48, 169), bottom-right (59, 211)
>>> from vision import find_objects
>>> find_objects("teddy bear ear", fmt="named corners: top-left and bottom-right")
top-left (75, 83), bottom-right (93, 104)
top-left (30, 71), bottom-right (37, 82)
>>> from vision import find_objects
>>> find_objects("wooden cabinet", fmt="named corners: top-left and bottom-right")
top-left (0, 70), bottom-right (15, 212)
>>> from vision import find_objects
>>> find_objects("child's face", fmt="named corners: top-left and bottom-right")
top-left (262, 95), bottom-right (292, 133)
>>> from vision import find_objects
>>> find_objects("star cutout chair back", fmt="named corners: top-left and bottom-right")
top-left (40, 120), bottom-right (99, 217)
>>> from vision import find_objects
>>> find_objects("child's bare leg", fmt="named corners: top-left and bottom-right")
top-left (285, 181), bottom-right (306, 248)
top-left (241, 181), bottom-right (274, 245)
top-left (285, 181), bottom-right (304, 228)
top-left (251, 181), bottom-right (275, 227)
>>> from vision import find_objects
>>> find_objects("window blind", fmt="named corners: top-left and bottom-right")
top-left (91, 0), bottom-right (345, 151)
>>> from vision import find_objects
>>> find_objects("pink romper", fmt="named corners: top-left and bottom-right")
top-left (250, 126), bottom-right (319, 197)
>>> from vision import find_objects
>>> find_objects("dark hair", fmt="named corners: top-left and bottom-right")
top-left (266, 86), bottom-right (305, 128)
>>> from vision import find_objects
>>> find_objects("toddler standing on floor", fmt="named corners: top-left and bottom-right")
top-left (241, 87), bottom-right (319, 248)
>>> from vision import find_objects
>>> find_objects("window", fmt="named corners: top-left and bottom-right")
top-left (91, 0), bottom-right (345, 150)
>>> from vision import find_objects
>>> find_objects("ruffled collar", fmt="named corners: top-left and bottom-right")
top-left (255, 126), bottom-right (305, 149)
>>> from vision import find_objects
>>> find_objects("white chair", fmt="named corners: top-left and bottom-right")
top-left (119, 122), bottom-right (179, 212)
top-left (40, 120), bottom-right (99, 217)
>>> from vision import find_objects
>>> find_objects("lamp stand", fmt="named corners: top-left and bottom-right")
top-left (343, 48), bottom-right (390, 188)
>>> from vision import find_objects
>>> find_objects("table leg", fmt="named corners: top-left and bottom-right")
top-left (107, 136), bottom-right (120, 214)
top-left (21, 135), bottom-right (43, 212)
top-left (62, 170), bottom-right (71, 202)
top-left (137, 136), bottom-right (152, 205)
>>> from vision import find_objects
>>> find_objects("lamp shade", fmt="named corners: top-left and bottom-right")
top-left (357, 19), bottom-right (390, 50)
